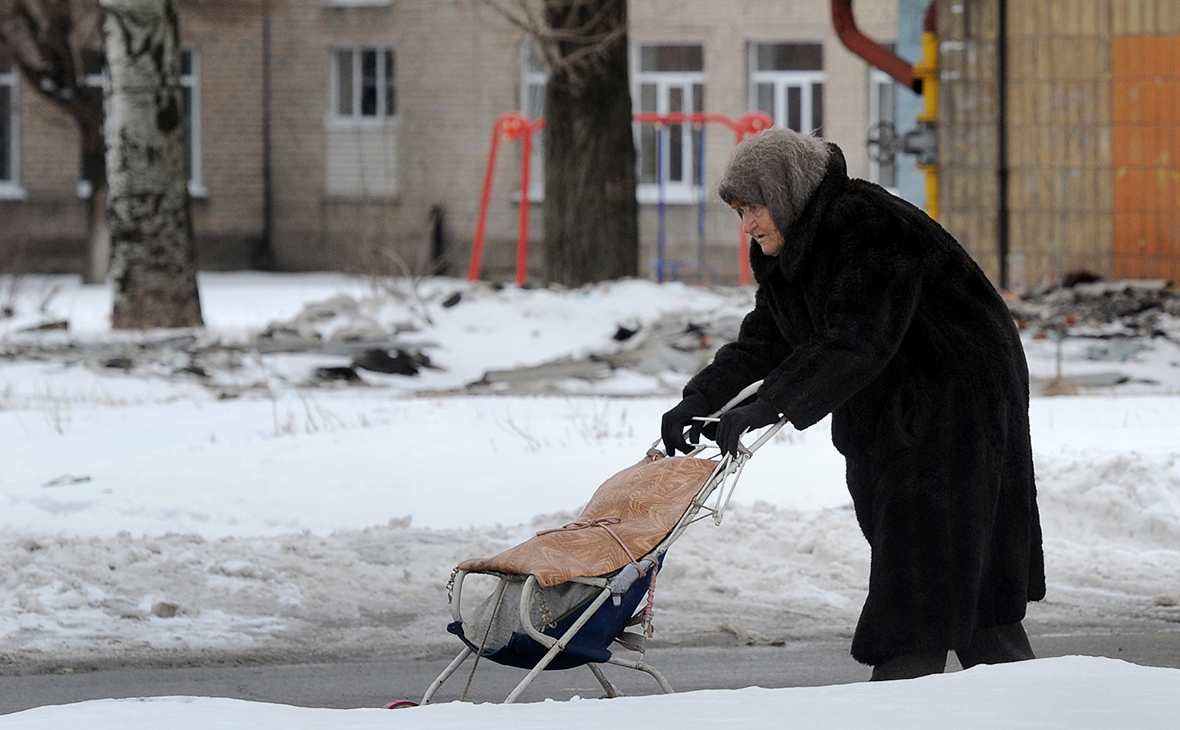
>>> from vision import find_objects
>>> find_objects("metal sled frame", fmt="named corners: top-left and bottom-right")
top-left (422, 381), bottom-right (785, 704)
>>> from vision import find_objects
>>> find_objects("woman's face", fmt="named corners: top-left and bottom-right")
top-left (732, 203), bottom-right (784, 256)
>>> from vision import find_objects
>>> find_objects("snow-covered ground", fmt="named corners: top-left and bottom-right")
top-left (2, 272), bottom-right (1179, 728)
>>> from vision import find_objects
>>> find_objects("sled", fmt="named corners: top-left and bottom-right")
top-left (418, 380), bottom-right (785, 704)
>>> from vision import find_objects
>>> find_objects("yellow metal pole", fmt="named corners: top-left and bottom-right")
top-left (914, 29), bottom-right (939, 221)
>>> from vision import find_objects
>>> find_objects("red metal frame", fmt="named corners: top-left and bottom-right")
top-left (468, 111), bottom-right (773, 287)
top-left (469, 112), bottom-right (546, 287)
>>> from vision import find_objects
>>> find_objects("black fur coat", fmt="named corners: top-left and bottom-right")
top-left (685, 145), bottom-right (1045, 665)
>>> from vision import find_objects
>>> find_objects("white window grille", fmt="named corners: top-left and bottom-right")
top-left (326, 46), bottom-right (398, 196)
top-left (633, 44), bottom-right (705, 204)
top-left (0, 48), bottom-right (23, 198)
top-left (868, 66), bottom-right (898, 190)
top-left (749, 42), bottom-right (825, 135)
top-left (331, 47), bottom-right (396, 121)
top-left (520, 41), bottom-right (546, 199)
top-left (180, 49), bottom-right (206, 197)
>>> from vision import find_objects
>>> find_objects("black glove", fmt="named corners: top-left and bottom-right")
top-left (715, 399), bottom-right (781, 457)
top-left (661, 392), bottom-right (712, 456)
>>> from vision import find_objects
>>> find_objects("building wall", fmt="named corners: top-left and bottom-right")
top-left (629, 0), bottom-right (896, 283)
top-left (0, 65), bottom-right (90, 272)
top-left (1, 0), bottom-right (901, 284)
top-left (183, 0), bottom-right (266, 269)
top-left (1111, 27), bottom-right (1180, 281)
top-left (938, 0), bottom-right (1180, 289)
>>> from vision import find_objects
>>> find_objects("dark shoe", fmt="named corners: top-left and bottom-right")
top-left (870, 650), bottom-right (947, 681)
top-left (957, 621), bottom-right (1035, 669)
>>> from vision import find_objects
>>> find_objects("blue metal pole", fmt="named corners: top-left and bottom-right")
top-left (656, 124), bottom-right (666, 283)
top-left (696, 124), bottom-right (706, 283)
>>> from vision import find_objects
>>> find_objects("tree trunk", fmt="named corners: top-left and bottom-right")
top-left (82, 121), bottom-right (110, 284)
top-left (0, 1), bottom-right (109, 283)
top-left (100, 0), bottom-right (201, 328)
top-left (541, 0), bottom-right (637, 287)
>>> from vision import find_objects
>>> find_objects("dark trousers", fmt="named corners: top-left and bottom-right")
top-left (869, 622), bottom-right (1035, 681)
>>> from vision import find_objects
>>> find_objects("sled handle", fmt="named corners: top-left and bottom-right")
top-left (690, 379), bottom-right (788, 458)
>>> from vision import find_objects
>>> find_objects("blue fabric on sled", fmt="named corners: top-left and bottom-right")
top-left (447, 566), bottom-right (657, 670)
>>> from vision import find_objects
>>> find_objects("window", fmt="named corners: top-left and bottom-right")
top-left (868, 66), bottom-right (897, 189)
top-left (332, 47), bottom-right (396, 120)
top-left (180, 49), bottom-right (205, 196)
top-left (326, 46), bottom-right (398, 196)
top-left (0, 47), bottom-right (21, 197)
top-left (520, 41), bottom-right (547, 198)
top-left (634, 44), bottom-right (705, 203)
top-left (749, 42), bottom-right (824, 135)
top-left (77, 47), bottom-right (203, 197)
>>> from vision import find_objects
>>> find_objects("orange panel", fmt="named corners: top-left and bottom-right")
top-left (1113, 168), bottom-right (1133, 211)
top-left (1112, 79), bottom-right (1130, 124)
top-left (1125, 127), bottom-right (1144, 166)
top-left (1113, 211), bottom-right (1134, 256)
top-left (1144, 213), bottom-right (1160, 256)
top-left (1110, 34), bottom-right (1180, 281)
top-left (1127, 167), bottom-right (1147, 212)
top-left (1128, 81), bottom-right (1145, 124)
top-left (1143, 35), bottom-right (1163, 78)
top-left (1161, 213), bottom-right (1178, 259)
top-left (1147, 79), bottom-right (1163, 121)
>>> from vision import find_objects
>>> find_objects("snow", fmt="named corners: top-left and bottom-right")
top-left (1, 657), bottom-right (1178, 729)
top-left (2, 272), bottom-right (1179, 728)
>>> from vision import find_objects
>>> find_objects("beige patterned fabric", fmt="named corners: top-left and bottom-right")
top-left (458, 456), bottom-right (719, 588)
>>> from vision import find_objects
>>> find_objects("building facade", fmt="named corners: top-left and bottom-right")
top-left (939, 0), bottom-right (1180, 288)
top-left (1, 0), bottom-right (900, 283)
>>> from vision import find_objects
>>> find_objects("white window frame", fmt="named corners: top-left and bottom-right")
top-left (77, 48), bottom-right (204, 198)
top-left (328, 46), bottom-right (397, 127)
top-left (0, 55), bottom-right (24, 199)
top-left (633, 44), bottom-right (705, 205)
top-left (868, 66), bottom-right (898, 192)
top-left (519, 41), bottom-right (546, 201)
top-left (181, 49), bottom-right (206, 197)
top-left (748, 43), bottom-right (825, 135)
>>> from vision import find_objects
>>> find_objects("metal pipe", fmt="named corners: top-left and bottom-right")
top-left (831, 0), bottom-right (920, 93)
top-left (257, 0), bottom-right (274, 269)
top-left (914, 1), bottom-right (940, 220)
top-left (997, 0), bottom-right (1011, 288)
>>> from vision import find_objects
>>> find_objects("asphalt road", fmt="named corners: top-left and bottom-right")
top-left (2, 626), bottom-right (1179, 714)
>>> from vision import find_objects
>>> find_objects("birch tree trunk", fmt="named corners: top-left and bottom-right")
top-left (100, 0), bottom-right (201, 328)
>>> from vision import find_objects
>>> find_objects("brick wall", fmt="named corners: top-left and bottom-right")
top-left (2, 0), bottom-right (901, 284)
top-left (938, 0), bottom-right (1180, 289)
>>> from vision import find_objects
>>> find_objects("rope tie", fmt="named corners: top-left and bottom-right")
top-left (637, 553), bottom-right (661, 638)
top-left (536, 516), bottom-right (640, 569)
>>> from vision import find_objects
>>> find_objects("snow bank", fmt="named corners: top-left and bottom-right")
top-left (2, 275), bottom-right (1178, 666)
top-left (0, 657), bottom-right (1176, 730)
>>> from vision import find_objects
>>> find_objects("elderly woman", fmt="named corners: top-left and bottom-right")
top-left (662, 128), bottom-right (1044, 681)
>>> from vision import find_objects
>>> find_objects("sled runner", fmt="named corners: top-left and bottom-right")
top-left (418, 380), bottom-right (785, 704)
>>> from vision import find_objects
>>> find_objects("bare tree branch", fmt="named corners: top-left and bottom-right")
top-left (0, 0), bottom-right (101, 109)
top-left (480, 0), bottom-right (626, 92)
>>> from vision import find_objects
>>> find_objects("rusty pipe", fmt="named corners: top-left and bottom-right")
top-left (831, 0), bottom-right (921, 93)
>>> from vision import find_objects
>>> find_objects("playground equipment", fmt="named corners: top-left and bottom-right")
top-left (467, 111), bottom-right (773, 287)
top-left (468, 112), bottom-right (546, 288)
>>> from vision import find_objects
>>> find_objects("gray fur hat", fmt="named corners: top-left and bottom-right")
top-left (716, 128), bottom-right (831, 232)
